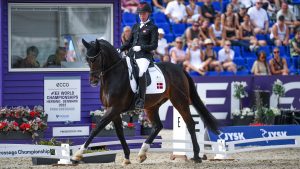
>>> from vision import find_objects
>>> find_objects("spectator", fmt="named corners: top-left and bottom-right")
top-left (152, 0), bottom-right (167, 13)
top-left (121, 26), bottom-right (132, 45)
top-left (277, 1), bottom-right (300, 30)
top-left (165, 0), bottom-right (187, 23)
top-left (269, 47), bottom-right (289, 75)
top-left (203, 39), bottom-right (222, 72)
top-left (237, 4), bottom-right (248, 25)
top-left (169, 37), bottom-right (186, 66)
top-left (121, 0), bottom-right (140, 13)
top-left (13, 46), bottom-right (40, 68)
top-left (184, 38), bottom-right (208, 75)
top-left (239, 14), bottom-right (267, 52)
top-left (240, 0), bottom-right (254, 9)
top-left (44, 47), bottom-right (67, 68)
top-left (209, 14), bottom-right (223, 46)
top-left (221, 4), bottom-right (239, 31)
top-left (290, 27), bottom-right (300, 69)
top-left (247, 0), bottom-right (269, 35)
top-left (184, 21), bottom-right (201, 46)
top-left (201, 0), bottom-right (216, 23)
top-left (222, 16), bottom-right (249, 50)
top-left (154, 28), bottom-right (170, 62)
top-left (251, 51), bottom-right (271, 75)
top-left (270, 15), bottom-right (290, 46)
top-left (230, 0), bottom-right (242, 13)
top-left (290, 28), bottom-right (300, 57)
top-left (199, 19), bottom-right (210, 41)
top-left (186, 0), bottom-right (201, 22)
top-left (218, 41), bottom-right (237, 73)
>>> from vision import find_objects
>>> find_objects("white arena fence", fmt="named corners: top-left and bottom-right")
top-left (1, 136), bottom-right (300, 164)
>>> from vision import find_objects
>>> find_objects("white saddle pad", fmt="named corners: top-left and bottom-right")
top-left (125, 57), bottom-right (166, 94)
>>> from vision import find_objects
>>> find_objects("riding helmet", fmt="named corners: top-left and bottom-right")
top-left (136, 2), bottom-right (152, 13)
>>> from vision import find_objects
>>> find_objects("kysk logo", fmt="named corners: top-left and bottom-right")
top-left (218, 132), bottom-right (246, 141)
top-left (56, 114), bottom-right (69, 119)
top-left (260, 129), bottom-right (287, 143)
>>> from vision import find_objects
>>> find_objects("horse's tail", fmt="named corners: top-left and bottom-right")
top-left (184, 71), bottom-right (220, 135)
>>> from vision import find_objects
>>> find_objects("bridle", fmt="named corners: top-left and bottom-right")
top-left (86, 47), bottom-right (123, 84)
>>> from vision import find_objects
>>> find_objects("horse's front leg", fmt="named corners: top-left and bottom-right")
top-left (112, 115), bottom-right (131, 166)
top-left (138, 107), bottom-right (163, 163)
top-left (71, 107), bottom-right (118, 162)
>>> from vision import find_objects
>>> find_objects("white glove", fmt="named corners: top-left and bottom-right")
top-left (133, 46), bottom-right (141, 52)
top-left (116, 48), bottom-right (121, 53)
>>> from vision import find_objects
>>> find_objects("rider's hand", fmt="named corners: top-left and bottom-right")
top-left (116, 48), bottom-right (121, 53)
top-left (133, 46), bottom-right (141, 52)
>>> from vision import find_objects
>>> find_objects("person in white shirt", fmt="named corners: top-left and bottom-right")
top-left (165, 0), bottom-right (187, 23)
top-left (218, 41), bottom-right (237, 73)
top-left (184, 38), bottom-right (209, 75)
top-left (276, 1), bottom-right (300, 30)
top-left (270, 15), bottom-right (289, 46)
top-left (247, 0), bottom-right (269, 35)
top-left (154, 28), bottom-right (169, 62)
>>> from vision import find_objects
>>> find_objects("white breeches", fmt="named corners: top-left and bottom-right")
top-left (136, 58), bottom-right (150, 77)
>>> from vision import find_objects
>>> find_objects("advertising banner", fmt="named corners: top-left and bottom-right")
top-left (208, 125), bottom-right (300, 146)
top-left (44, 76), bottom-right (81, 122)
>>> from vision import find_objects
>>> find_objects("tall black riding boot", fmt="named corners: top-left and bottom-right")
top-left (135, 74), bottom-right (146, 109)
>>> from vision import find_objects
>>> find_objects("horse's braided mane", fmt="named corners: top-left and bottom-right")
top-left (98, 39), bottom-right (120, 58)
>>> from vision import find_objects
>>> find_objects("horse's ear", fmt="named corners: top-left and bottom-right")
top-left (95, 39), bottom-right (100, 48)
top-left (82, 39), bottom-right (91, 49)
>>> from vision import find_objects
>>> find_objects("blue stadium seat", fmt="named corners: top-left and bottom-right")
top-left (189, 71), bottom-right (201, 76)
top-left (206, 71), bottom-right (219, 76)
top-left (157, 23), bottom-right (171, 34)
top-left (292, 57), bottom-right (300, 69)
top-left (236, 70), bottom-right (250, 76)
top-left (212, 2), bottom-right (221, 12)
top-left (246, 57), bottom-right (256, 70)
top-left (196, 2), bottom-right (204, 7)
top-left (220, 71), bottom-right (235, 76)
top-left (122, 12), bottom-right (137, 26)
top-left (256, 34), bottom-right (266, 41)
top-left (232, 46), bottom-right (241, 58)
top-left (257, 46), bottom-right (271, 57)
top-left (153, 12), bottom-right (168, 24)
top-left (171, 23), bottom-right (186, 37)
top-left (164, 33), bottom-right (175, 43)
top-left (234, 57), bottom-right (245, 67)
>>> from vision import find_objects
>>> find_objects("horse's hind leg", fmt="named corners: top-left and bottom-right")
top-left (113, 115), bottom-right (131, 166)
top-left (170, 93), bottom-right (202, 163)
top-left (138, 106), bottom-right (163, 163)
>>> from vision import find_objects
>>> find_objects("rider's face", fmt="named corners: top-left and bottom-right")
top-left (139, 12), bottom-right (149, 22)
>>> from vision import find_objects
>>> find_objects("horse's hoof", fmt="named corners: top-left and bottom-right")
top-left (202, 155), bottom-right (208, 160)
top-left (122, 158), bottom-right (131, 166)
top-left (190, 157), bottom-right (202, 163)
top-left (138, 154), bottom-right (147, 163)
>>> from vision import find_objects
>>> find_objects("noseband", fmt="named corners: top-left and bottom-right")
top-left (86, 48), bottom-right (123, 84)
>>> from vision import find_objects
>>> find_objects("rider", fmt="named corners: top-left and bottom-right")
top-left (119, 2), bottom-right (159, 109)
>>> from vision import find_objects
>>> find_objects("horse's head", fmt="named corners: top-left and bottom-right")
top-left (82, 38), bottom-right (102, 87)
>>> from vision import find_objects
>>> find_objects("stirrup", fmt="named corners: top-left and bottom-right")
top-left (135, 98), bottom-right (145, 109)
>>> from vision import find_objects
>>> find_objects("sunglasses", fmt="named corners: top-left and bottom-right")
top-left (226, 44), bottom-right (231, 46)
top-left (256, 2), bottom-right (262, 4)
top-left (274, 51), bottom-right (279, 54)
top-left (176, 41), bottom-right (183, 44)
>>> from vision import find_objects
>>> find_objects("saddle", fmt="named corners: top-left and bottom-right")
top-left (125, 57), bottom-right (166, 94)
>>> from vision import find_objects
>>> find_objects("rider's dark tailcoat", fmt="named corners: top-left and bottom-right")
top-left (120, 21), bottom-right (158, 61)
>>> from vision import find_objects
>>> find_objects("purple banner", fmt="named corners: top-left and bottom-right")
top-left (160, 75), bottom-right (300, 128)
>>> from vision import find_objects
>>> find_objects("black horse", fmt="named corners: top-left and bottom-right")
top-left (72, 39), bottom-right (220, 165)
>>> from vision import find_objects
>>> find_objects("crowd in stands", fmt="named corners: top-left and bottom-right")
top-left (121, 0), bottom-right (300, 76)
